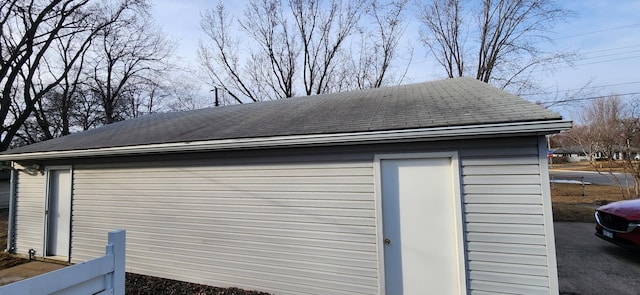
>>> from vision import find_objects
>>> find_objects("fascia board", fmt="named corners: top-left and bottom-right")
top-left (0, 120), bottom-right (572, 161)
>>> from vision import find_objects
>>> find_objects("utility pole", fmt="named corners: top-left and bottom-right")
top-left (211, 87), bottom-right (220, 107)
top-left (214, 87), bottom-right (219, 107)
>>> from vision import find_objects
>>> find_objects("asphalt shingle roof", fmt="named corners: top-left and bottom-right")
top-left (4, 77), bottom-right (562, 154)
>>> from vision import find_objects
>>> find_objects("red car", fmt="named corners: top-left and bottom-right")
top-left (595, 199), bottom-right (640, 249)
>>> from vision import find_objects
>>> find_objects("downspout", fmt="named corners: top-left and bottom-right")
top-left (6, 164), bottom-right (16, 253)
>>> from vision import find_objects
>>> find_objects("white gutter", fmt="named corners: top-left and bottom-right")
top-left (0, 120), bottom-right (572, 161)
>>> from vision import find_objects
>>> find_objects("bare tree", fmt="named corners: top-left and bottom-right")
top-left (417, 0), bottom-right (464, 78)
top-left (619, 98), bottom-right (640, 198)
top-left (582, 96), bottom-right (624, 160)
top-left (290, 0), bottom-right (366, 95)
top-left (417, 0), bottom-right (574, 93)
top-left (28, 31), bottom-right (91, 141)
top-left (198, 3), bottom-right (257, 103)
top-left (71, 87), bottom-right (103, 131)
top-left (166, 76), bottom-right (215, 111)
top-left (562, 95), bottom-right (640, 198)
top-left (198, 0), bottom-right (408, 103)
top-left (0, 0), bottom-right (144, 150)
top-left (347, 0), bottom-right (409, 88)
top-left (87, 12), bottom-right (173, 124)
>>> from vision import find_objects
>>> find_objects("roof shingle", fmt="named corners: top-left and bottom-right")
top-left (3, 77), bottom-right (562, 154)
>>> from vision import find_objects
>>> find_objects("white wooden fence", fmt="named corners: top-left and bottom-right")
top-left (0, 230), bottom-right (125, 295)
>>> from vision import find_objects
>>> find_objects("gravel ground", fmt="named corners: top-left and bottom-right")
top-left (126, 273), bottom-right (271, 295)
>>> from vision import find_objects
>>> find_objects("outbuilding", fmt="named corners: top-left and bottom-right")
top-left (0, 77), bottom-right (571, 294)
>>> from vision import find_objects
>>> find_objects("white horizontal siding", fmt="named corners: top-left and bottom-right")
top-left (465, 194), bottom-right (542, 204)
top-left (465, 213), bottom-right (544, 224)
top-left (470, 280), bottom-right (550, 294)
top-left (10, 136), bottom-right (557, 294)
top-left (469, 261), bottom-right (548, 276)
top-left (468, 251), bottom-right (549, 266)
top-left (462, 144), bottom-right (552, 294)
top-left (14, 170), bottom-right (45, 255)
top-left (71, 160), bottom-right (377, 295)
top-left (466, 232), bottom-right (546, 245)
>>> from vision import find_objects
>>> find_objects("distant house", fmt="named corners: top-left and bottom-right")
top-left (554, 146), bottom-right (640, 162)
top-left (553, 146), bottom-right (590, 162)
top-left (0, 78), bottom-right (571, 294)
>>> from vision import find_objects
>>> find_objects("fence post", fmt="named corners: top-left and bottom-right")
top-left (107, 229), bottom-right (126, 295)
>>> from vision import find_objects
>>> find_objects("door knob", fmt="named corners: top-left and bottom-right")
top-left (384, 238), bottom-right (391, 245)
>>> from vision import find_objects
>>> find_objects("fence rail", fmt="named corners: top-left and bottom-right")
top-left (0, 229), bottom-right (125, 295)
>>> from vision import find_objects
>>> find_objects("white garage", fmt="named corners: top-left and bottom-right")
top-left (0, 78), bottom-right (570, 294)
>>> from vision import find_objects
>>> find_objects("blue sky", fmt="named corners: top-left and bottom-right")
top-left (151, 1), bottom-right (640, 120)
top-left (540, 1), bottom-right (640, 116)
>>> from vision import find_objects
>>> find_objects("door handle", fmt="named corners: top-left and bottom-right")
top-left (384, 238), bottom-right (391, 245)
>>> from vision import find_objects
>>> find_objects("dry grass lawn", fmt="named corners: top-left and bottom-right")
top-left (551, 182), bottom-right (631, 222)
top-left (550, 160), bottom-right (639, 222)
top-left (0, 209), bottom-right (29, 270)
top-left (551, 160), bottom-right (639, 173)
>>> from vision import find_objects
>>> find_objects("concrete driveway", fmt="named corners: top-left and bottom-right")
top-left (555, 222), bottom-right (640, 295)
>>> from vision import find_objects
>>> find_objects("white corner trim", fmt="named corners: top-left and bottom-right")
top-left (537, 136), bottom-right (560, 293)
top-left (0, 120), bottom-right (571, 161)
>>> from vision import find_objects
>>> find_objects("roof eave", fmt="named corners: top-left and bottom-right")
top-left (0, 119), bottom-right (572, 161)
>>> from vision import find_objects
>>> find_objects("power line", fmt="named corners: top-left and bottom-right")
top-left (530, 54), bottom-right (640, 72)
top-left (554, 23), bottom-right (640, 40)
top-left (412, 44), bottom-right (640, 74)
top-left (520, 81), bottom-right (640, 96)
top-left (582, 44), bottom-right (640, 55)
top-left (582, 49), bottom-right (640, 60)
top-left (541, 91), bottom-right (640, 107)
top-left (406, 25), bottom-right (640, 80)
top-left (573, 55), bottom-right (640, 67)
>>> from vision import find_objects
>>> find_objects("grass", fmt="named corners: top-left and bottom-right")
top-left (0, 252), bottom-right (29, 269)
top-left (551, 160), bottom-right (640, 173)
top-left (0, 209), bottom-right (30, 270)
top-left (551, 182), bottom-right (631, 222)
top-left (550, 161), bottom-right (637, 222)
